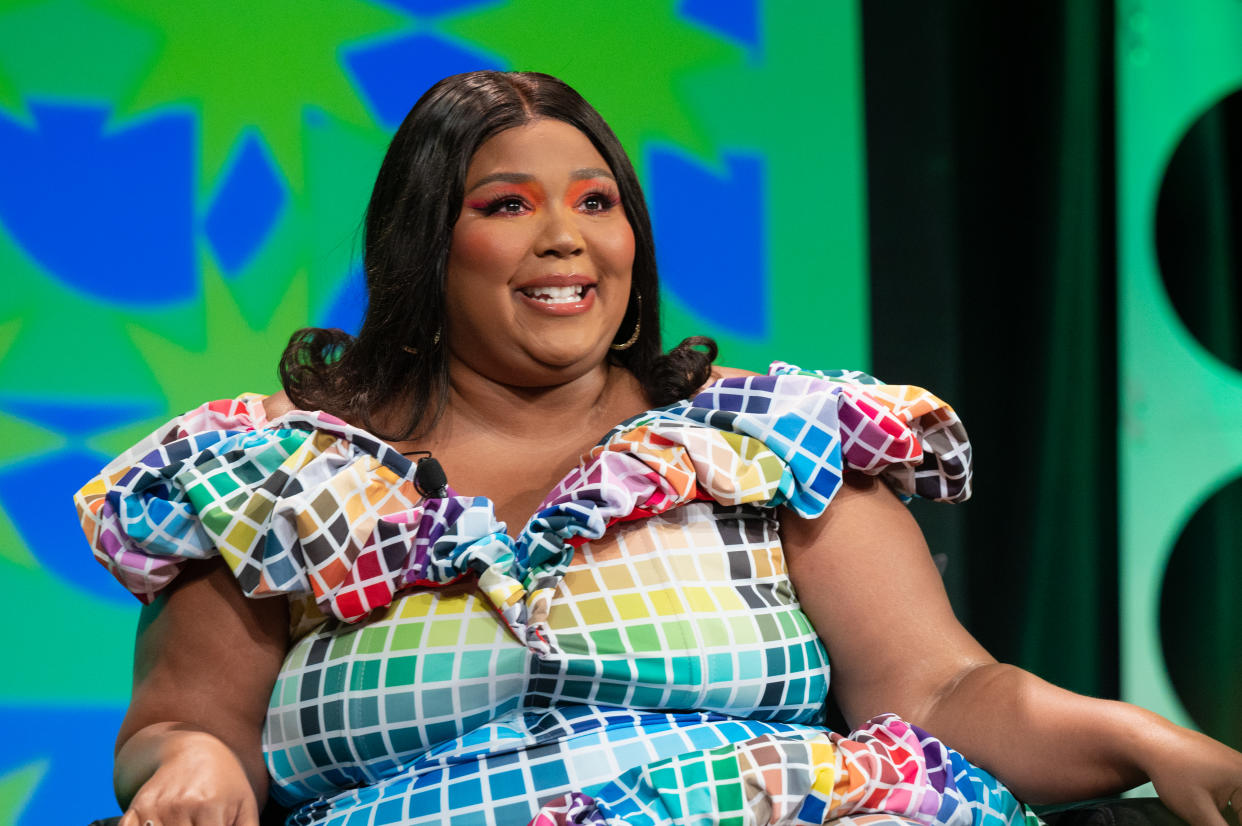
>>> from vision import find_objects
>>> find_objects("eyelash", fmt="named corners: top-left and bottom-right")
top-left (478, 194), bottom-right (530, 216)
top-left (475, 188), bottom-right (621, 217)
top-left (579, 189), bottom-right (621, 213)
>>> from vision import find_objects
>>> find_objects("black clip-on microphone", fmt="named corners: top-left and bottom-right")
top-left (403, 450), bottom-right (449, 499)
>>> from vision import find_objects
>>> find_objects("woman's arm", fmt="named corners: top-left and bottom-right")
top-left (114, 557), bottom-right (289, 826)
top-left (782, 473), bottom-right (1242, 823)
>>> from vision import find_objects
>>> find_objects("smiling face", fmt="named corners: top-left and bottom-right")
top-left (445, 119), bottom-right (636, 387)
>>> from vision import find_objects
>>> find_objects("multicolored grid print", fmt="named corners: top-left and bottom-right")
top-left (531, 716), bottom-right (1040, 826)
top-left (76, 367), bottom-right (1036, 824)
top-left (0, 5), bottom-right (869, 821)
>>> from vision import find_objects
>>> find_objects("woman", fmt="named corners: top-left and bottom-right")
top-left (78, 71), bottom-right (1242, 826)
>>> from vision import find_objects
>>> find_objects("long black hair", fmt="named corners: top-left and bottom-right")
top-left (279, 71), bottom-right (715, 440)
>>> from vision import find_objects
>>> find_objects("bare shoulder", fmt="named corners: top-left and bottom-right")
top-left (262, 389), bottom-right (297, 420)
top-left (711, 365), bottom-right (762, 380)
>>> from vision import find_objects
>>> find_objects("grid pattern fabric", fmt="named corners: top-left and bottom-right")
top-left (531, 716), bottom-right (1040, 826)
top-left (77, 365), bottom-right (1033, 825)
top-left (765, 364), bottom-right (971, 504)
top-left (265, 500), bottom-right (835, 813)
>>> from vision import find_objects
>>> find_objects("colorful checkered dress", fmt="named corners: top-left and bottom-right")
top-left (77, 364), bottom-right (1040, 826)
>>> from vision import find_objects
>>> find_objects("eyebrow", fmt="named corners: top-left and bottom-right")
top-left (570, 167), bottom-right (616, 182)
top-left (465, 167), bottom-right (616, 193)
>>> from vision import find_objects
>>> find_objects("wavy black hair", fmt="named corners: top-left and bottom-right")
top-left (279, 71), bottom-right (715, 440)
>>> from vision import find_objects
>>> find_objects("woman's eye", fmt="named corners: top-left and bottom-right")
top-left (581, 193), bottom-right (616, 213)
top-left (483, 197), bottom-right (527, 216)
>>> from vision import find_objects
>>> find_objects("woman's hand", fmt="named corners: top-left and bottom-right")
top-left (117, 726), bottom-right (260, 826)
top-left (1141, 721), bottom-right (1242, 826)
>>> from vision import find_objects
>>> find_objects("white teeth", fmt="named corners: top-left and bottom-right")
top-left (521, 285), bottom-right (586, 303)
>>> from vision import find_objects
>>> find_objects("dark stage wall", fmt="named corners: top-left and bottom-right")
top-left (864, 0), bottom-right (1242, 758)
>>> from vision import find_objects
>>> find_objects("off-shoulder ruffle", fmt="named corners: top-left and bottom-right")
top-left (76, 366), bottom-right (969, 650)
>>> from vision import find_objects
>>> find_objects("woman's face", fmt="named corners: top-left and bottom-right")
top-left (445, 119), bottom-right (636, 387)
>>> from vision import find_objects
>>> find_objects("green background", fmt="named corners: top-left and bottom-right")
top-left (0, 2), bottom-right (867, 821)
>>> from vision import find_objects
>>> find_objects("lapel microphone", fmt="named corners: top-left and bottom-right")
top-left (403, 450), bottom-right (450, 499)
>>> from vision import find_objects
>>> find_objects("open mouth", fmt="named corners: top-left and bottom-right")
top-left (518, 284), bottom-right (592, 304)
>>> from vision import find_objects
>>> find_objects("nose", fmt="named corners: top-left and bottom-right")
top-left (536, 204), bottom-right (584, 258)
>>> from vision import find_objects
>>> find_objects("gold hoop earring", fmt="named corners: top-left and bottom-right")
top-left (610, 292), bottom-right (641, 351)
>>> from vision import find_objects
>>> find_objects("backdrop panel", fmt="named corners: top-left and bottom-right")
top-left (0, 2), bottom-right (868, 823)
top-left (1117, 0), bottom-right (1242, 738)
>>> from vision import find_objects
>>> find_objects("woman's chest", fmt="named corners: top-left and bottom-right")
top-left (527, 503), bottom-right (830, 716)
top-left (264, 502), bottom-right (832, 790)
top-left (406, 382), bottom-right (652, 534)
top-left (428, 438), bottom-right (602, 535)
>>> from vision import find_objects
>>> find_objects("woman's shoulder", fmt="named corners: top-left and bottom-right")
top-left (262, 389), bottom-right (297, 420)
top-left (710, 365), bottom-right (763, 381)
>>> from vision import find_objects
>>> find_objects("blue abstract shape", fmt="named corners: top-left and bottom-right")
top-left (0, 449), bottom-right (143, 603)
top-left (344, 32), bottom-right (505, 128)
top-left (0, 706), bottom-right (126, 826)
top-left (646, 149), bottom-right (767, 336)
top-left (0, 399), bottom-right (160, 603)
top-left (0, 102), bottom-right (195, 305)
top-left (204, 133), bottom-right (287, 275)
top-left (679, 0), bottom-right (760, 51)
top-left (0, 398), bottom-right (154, 440)
top-left (374, 0), bottom-right (495, 15)
top-left (319, 266), bottom-right (367, 336)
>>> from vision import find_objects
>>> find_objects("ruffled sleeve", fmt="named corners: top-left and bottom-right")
top-left (764, 362), bottom-right (971, 505)
top-left (76, 369), bottom-right (969, 643)
top-left (554, 363), bottom-right (970, 524)
top-left (74, 396), bottom-right (517, 631)
top-left (75, 394), bottom-right (272, 602)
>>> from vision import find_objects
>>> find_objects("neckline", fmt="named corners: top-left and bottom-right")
top-left (261, 405), bottom-right (622, 540)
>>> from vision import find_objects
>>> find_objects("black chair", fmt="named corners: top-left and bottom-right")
top-left (1039, 798), bottom-right (1188, 825)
